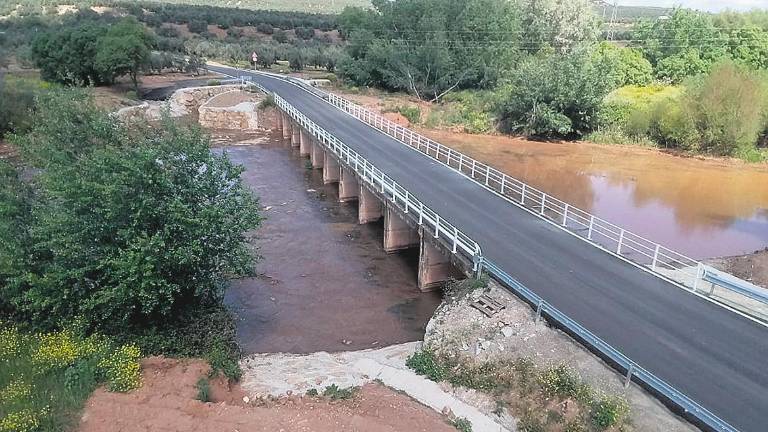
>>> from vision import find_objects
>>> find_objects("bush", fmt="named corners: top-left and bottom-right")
top-left (207, 79), bottom-right (222, 86)
top-left (5, 89), bottom-right (261, 332)
top-left (322, 384), bottom-right (358, 400)
top-left (406, 350), bottom-right (448, 382)
top-left (195, 378), bottom-right (210, 402)
top-left (188, 19), bottom-right (208, 34)
top-left (452, 417), bottom-right (473, 432)
top-left (597, 84), bottom-right (680, 130)
top-left (591, 394), bottom-right (630, 429)
top-left (498, 50), bottom-right (612, 138)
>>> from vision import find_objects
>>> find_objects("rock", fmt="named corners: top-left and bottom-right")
top-left (242, 396), bottom-right (250, 404)
top-left (500, 326), bottom-right (514, 337)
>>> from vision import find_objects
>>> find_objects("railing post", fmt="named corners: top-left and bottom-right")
top-left (617, 229), bottom-right (625, 254)
top-left (535, 301), bottom-right (544, 322)
top-left (562, 204), bottom-right (569, 227)
top-left (434, 215), bottom-right (440, 238)
top-left (651, 244), bottom-right (660, 270)
top-left (500, 176), bottom-right (506, 194)
top-left (452, 227), bottom-right (458, 253)
top-left (418, 203), bottom-right (424, 225)
top-left (458, 154), bottom-right (463, 172)
top-left (624, 364), bottom-right (634, 388)
top-left (404, 191), bottom-right (409, 213)
top-left (693, 263), bottom-right (703, 292)
top-left (521, 183), bottom-right (526, 204)
top-left (485, 166), bottom-right (490, 186)
top-left (587, 216), bottom-right (595, 240)
top-left (540, 194), bottom-right (546, 215)
top-left (471, 160), bottom-right (476, 178)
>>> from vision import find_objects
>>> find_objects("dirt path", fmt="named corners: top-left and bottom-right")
top-left (78, 357), bottom-right (457, 432)
top-left (708, 249), bottom-right (768, 288)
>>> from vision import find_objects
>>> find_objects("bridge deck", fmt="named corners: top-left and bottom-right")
top-left (213, 66), bottom-right (768, 432)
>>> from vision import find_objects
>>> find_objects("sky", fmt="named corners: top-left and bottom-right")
top-left (616, 0), bottom-right (768, 12)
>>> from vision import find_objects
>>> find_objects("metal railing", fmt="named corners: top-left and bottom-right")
top-left (320, 91), bottom-right (768, 311)
top-left (244, 74), bottom-right (738, 432)
top-left (247, 80), bottom-right (481, 262)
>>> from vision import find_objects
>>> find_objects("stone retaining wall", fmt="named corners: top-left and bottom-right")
top-left (115, 85), bottom-right (241, 122)
top-left (198, 90), bottom-right (261, 130)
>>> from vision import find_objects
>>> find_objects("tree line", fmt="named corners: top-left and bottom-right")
top-left (337, 0), bottom-right (768, 159)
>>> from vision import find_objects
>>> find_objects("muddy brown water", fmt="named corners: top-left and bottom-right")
top-left (216, 132), bottom-right (441, 354)
top-left (423, 130), bottom-right (768, 260)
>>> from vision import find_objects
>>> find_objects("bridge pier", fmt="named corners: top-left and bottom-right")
top-left (298, 129), bottom-right (308, 149)
top-left (311, 141), bottom-right (324, 169)
top-left (281, 113), bottom-right (291, 140)
top-left (418, 231), bottom-right (462, 291)
top-left (291, 121), bottom-right (300, 146)
top-left (299, 132), bottom-right (311, 156)
top-left (323, 152), bottom-right (340, 184)
top-left (383, 206), bottom-right (419, 253)
top-left (358, 186), bottom-right (382, 224)
top-left (276, 111), bottom-right (283, 130)
top-left (338, 168), bottom-right (359, 202)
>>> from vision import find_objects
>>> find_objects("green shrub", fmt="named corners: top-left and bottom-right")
top-left (398, 106), bottom-right (421, 124)
top-left (322, 384), bottom-right (358, 400)
top-left (305, 388), bottom-right (319, 397)
top-left (207, 79), bottom-right (222, 86)
top-left (452, 417), bottom-right (473, 432)
top-left (206, 338), bottom-right (242, 382)
top-left (406, 350), bottom-right (448, 382)
top-left (537, 364), bottom-right (592, 403)
top-left (195, 377), bottom-right (211, 402)
top-left (258, 94), bottom-right (275, 109)
top-left (591, 394), bottom-right (630, 429)
top-left (598, 84), bottom-right (680, 130)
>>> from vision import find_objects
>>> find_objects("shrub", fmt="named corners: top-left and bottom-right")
top-left (597, 84), bottom-right (680, 130)
top-left (97, 344), bottom-right (142, 392)
top-left (591, 394), bottom-right (630, 429)
top-left (537, 364), bottom-right (592, 403)
top-left (452, 417), bottom-right (473, 432)
top-left (195, 377), bottom-right (210, 402)
top-left (207, 79), bottom-right (222, 86)
top-left (406, 350), bottom-right (448, 382)
top-left (498, 50), bottom-right (611, 138)
top-left (322, 384), bottom-right (358, 400)
top-left (305, 388), bottom-right (319, 396)
top-left (188, 20), bottom-right (208, 34)
top-left (206, 338), bottom-right (242, 382)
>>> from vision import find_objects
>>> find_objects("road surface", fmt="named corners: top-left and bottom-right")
top-left (211, 65), bottom-right (768, 431)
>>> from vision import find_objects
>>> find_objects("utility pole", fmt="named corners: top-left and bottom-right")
top-left (607, 1), bottom-right (618, 41)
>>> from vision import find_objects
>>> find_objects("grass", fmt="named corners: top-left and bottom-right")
top-left (406, 350), bottom-right (631, 431)
top-left (195, 377), bottom-right (211, 402)
top-left (0, 323), bottom-right (141, 432)
top-left (322, 384), bottom-right (358, 400)
top-left (452, 417), bottom-right (473, 431)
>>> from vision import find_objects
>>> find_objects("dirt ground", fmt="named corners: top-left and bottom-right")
top-left (709, 249), bottom-right (768, 288)
top-left (78, 357), bottom-right (456, 432)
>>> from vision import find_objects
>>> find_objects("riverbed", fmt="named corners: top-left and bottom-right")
top-left (214, 128), bottom-right (441, 354)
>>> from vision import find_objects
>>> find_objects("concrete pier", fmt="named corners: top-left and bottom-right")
top-left (323, 152), bottom-right (340, 184)
top-left (339, 168), bottom-right (359, 202)
top-left (383, 206), bottom-right (419, 253)
top-left (281, 113), bottom-right (291, 140)
top-left (299, 131), bottom-right (311, 156)
top-left (417, 234), bottom-right (460, 291)
top-left (358, 186), bottom-right (383, 224)
top-left (311, 141), bottom-right (324, 169)
top-left (291, 122), bottom-right (301, 146)
top-left (298, 129), bottom-right (309, 149)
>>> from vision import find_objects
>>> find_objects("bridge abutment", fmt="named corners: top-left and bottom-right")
top-left (323, 152), bottom-right (340, 184)
top-left (339, 168), bottom-right (359, 202)
top-left (358, 186), bottom-right (383, 224)
top-left (383, 206), bottom-right (419, 253)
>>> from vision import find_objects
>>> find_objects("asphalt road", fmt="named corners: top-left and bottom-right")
top-left (212, 66), bottom-right (768, 431)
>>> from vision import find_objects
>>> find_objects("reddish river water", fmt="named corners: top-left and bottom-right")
top-left (424, 130), bottom-right (768, 260)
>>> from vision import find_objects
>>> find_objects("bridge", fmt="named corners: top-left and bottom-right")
top-left (209, 65), bottom-right (768, 432)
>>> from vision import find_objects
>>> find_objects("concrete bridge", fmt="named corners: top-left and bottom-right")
top-left (209, 65), bottom-right (768, 432)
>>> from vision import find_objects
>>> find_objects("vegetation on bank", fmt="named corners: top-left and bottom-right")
top-left (407, 350), bottom-right (630, 432)
top-left (0, 322), bottom-right (141, 432)
top-left (336, 0), bottom-right (768, 160)
top-left (0, 88), bottom-right (261, 426)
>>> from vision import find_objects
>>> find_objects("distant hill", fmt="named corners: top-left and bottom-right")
top-left (2, 0), bottom-right (372, 16)
top-left (591, 1), bottom-right (672, 22)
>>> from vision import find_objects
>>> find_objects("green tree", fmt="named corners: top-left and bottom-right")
top-left (519, 0), bottom-right (601, 53)
top-left (5, 89), bottom-right (261, 330)
top-left (497, 50), bottom-right (612, 138)
top-left (31, 22), bottom-right (108, 85)
top-left (95, 17), bottom-right (154, 90)
top-left (591, 42), bottom-right (653, 87)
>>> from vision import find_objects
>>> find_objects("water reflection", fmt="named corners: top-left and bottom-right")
top-left (422, 129), bottom-right (768, 259)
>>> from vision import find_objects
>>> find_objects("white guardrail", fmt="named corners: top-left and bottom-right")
top-left (241, 75), bottom-right (739, 432)
top-left (249, 81), bottom-right (482, 262)
top-left (318, 91), bottom-right (768, 316)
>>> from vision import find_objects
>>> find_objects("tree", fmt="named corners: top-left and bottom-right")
top-left (519, 0), bottom-right (601, 53)
top-left (31, 22), bottom-right (108, 85)
top-left (339, 0), bottom-right (524, 101)
top-left (5, 90), bottom-right (261, 330)
top-left (95, 18), bottom-right (154, 90)
top-left (591, 42), bottom-right (653, 87)
top-left (188, 19), bottom-right (208, 34)
top-left (497, 50), bottom-right (612, 138)
top-left (273, 29), bottom-right (288, 43)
